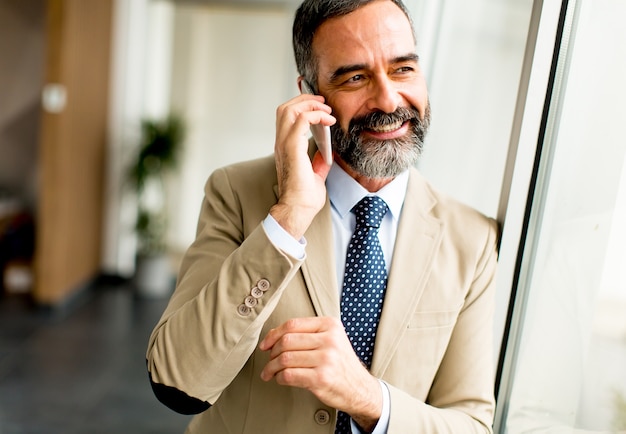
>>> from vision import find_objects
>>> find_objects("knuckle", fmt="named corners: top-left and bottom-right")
top-left (279, 368), bottom-right (296, 385)
top-left (316, 366), bottom-right (333, 387)
top-left (276, 103), bottom-right (287, 116)
top-left (331, 317), bottom-right (344, 328)
top-left (278, 351), bottom-right (293, 366)
top-left (330, 331), bottom-right (344, 346)
top-left (280, 333), bottom-right (293, 348)
top-left (275, 371), bottom-right (288, 385)
top-left (325, 316), bottom-right (342, 330)
top-left (284, 318), bottom-right (300, 332)
top-left (266, 327), bottom-right (279, 341)
top-left (319, 350), bottom-right (335, 366)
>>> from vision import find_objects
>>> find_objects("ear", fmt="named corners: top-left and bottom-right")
top-left (297, 76), bottom-right (305, 93)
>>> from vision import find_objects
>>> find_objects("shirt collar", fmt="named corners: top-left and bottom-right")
top-left (326, 162), bottom-right (409, 221)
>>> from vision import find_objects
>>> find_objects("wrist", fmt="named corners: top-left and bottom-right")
top-left (269, 202), bottom-right (318, 239)
top-left (350, 375), bottom-right (383, 432)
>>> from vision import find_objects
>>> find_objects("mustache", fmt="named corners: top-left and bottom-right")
top-left (347, 106), bottom-right (422, 134)
top-left (330, 103), bottom-right (430, 179)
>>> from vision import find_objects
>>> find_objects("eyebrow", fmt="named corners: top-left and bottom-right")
top-left (329, 53), bottom-right (420, 83)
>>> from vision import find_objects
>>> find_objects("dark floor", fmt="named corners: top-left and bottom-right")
top-left (0, 281), bottom-right (191, 434)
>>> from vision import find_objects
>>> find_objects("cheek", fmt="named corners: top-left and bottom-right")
top-left (329, 106), bottom-right (355, 132)
top-left (326, 93), bottom-right (366, 131)
top-left (402, 84), bottom-right (429, 118)
top-left (339, 117), bottom-right (353, 132)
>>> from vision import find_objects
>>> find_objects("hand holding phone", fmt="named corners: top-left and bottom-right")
top-left (300, 81), bottom-right (333, 166)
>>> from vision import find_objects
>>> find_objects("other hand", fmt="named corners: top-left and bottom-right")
top-left (259, 317), bottom-right (382, 430)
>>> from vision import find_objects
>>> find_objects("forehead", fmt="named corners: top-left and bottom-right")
top-left (312, 1), bottom-right (416, 75)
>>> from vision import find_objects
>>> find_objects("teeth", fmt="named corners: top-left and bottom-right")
top-left (370, 120), bottom-right (403, 133)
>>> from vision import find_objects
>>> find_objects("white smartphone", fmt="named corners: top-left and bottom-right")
top-left (300, 81), bottom-right (333, 165)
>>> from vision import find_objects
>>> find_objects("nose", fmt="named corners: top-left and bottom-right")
top-left (365, 75), bottom-right (402, 114)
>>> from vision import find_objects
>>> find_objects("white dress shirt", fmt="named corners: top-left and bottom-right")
top-left (263, 162), bottom-right (409, 434)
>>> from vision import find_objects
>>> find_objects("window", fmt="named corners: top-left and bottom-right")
top-left (497, 0), bottom-right (626, 431)
top-left (410, 0), bottom-right (533, 218)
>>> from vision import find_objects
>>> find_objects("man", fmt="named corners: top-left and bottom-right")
top-left (146, 0), bottom-right (499, 432)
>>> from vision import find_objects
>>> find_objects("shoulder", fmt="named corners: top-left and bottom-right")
top-left (199, 154), bottom-right (278, 230)
top-left (202, 153), bottom-right (278, 208)
top-left (207, 153), bottom-right (277, 191)
top-left (408, 168), bottom-right (500, 250)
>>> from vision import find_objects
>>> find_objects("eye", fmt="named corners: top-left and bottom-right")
top-left (395, 66), bottom-right (415, 73)
top-left (347, 74), bottom-right (365, 83)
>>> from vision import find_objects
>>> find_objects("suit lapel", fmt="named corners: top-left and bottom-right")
top-left (300, 197), bottom-right (341, 318)
top-left (370, 170), bottom-right (443, 377)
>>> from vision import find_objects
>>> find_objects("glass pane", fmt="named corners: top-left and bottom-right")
top-left (502, 0), bottom-right (626, 431)
top-left (413, 0), bottom-right (532, 217)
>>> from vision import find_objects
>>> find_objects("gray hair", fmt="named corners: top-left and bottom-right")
top-left (292, 0), bottom-right (416, 92)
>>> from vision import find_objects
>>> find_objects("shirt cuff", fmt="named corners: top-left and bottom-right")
top-left (351, 380), bottom-right (390, 434)
top-left (262, 214), bottom-right (306, 260)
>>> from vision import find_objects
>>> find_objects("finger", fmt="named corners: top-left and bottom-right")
top-left (276, 98), bottom-right (334, 138)
top-left (275, 111), bottom-right (335, 151)
top-left (276, 96), bottom-right (331, 128)
top-left (274, 367), bottom-right (316, 388)
top-left (259, 317), bottom-right (332, 351)
top-left (267, 331), bottom-right (325, 360)
top-left (285, 94), bottom-right (331, 114)
top-left (259, 319), bottom-right (311, 351)
top-left (260, 349), bottom-right (320, 382)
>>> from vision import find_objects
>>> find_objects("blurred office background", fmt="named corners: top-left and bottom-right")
top-left (0, 0), bottom-right (624, 432)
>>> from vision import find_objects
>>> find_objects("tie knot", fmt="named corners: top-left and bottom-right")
top-left (352, 196), bottom-right (388, 229)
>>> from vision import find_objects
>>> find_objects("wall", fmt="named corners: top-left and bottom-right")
top-left (35, 0), bottom-right (113, 304)
top-left (101, 0), bottom-right (173, 277)
top-left (0, 0), bottom-right (45, 210)
top-left (165, 4), bottom-right (295, 253)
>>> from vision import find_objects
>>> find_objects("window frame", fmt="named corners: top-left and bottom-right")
top-left (493, 0), bottom-right (580, 429)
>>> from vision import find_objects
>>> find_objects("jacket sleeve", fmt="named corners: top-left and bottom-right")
top-left (145, 165), bottom-right (304, 414)
top-left (387, 217), bottom-right (499, 433)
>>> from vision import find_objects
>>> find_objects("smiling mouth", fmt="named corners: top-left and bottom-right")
top-left (367, 120), bottom-right (407, 133)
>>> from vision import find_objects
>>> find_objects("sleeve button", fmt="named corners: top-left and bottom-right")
top-left (237, 304), bottom-right (251, 316)
top-left (257, 278), bottom-right (270, 291)
top-left (244, 295), bottom-right (258, 308)
top-left (251, 287), bottom-right (264, 298)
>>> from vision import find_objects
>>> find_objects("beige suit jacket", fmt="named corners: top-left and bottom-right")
top-left (147, 152), bottom-right (499, 433)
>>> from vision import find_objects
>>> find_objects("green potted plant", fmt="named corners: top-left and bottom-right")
top-left (129, 113), bottom-right (185, 297)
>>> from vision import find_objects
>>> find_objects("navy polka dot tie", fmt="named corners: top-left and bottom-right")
top-left (335, 196), bottom-right (389, 434)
